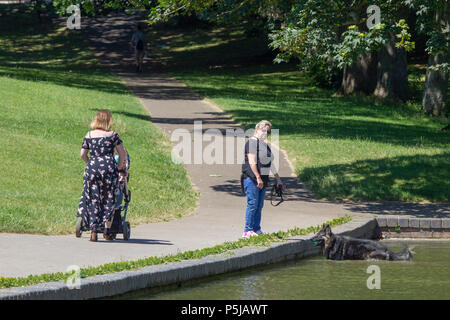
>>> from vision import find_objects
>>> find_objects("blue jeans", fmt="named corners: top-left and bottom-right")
top-left (243, 177), bottom-right (266, 232)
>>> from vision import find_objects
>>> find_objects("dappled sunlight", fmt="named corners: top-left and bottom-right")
top-left (0, 6), bottom-right (128, 95)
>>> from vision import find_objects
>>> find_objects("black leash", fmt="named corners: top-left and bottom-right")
top-left (270, 184), bottom-right (284, 206)
top-left (241, 174), bottom-right (284, 206)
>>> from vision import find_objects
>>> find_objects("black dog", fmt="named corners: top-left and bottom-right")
top-left (311, 224), bottom-right (413, 261)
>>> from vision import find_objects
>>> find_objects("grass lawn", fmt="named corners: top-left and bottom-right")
top-left (148, 22), bottom-right (450, 203)
top-left (0, 4), bottom-right (198, 234)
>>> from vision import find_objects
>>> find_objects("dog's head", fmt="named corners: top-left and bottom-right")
top-left (311, 224), bottom-right (333, 248)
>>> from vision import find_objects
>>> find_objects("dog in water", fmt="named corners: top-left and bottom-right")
top-left (311, 224), bottom-right (413, 261)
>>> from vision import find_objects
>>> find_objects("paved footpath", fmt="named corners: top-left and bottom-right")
top-left (1, 13), bottom-right (449, 278)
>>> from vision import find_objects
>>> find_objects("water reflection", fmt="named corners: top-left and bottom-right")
top-left (240, 275), bottom-right (262, 299)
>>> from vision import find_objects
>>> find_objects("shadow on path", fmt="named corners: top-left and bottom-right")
top-left (343, 202), bottom-right (450, 218)
top-left (107, 238), bottom-right (173, 245)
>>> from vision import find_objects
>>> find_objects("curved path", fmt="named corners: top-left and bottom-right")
top-left (0, 12), bottom-right (449, 278)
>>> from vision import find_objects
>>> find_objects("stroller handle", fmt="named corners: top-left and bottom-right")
top-left (122, 178), bottom-right (130, 203)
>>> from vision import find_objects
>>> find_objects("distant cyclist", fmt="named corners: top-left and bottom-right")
top-left (130, 24), bottom-right (147, 73)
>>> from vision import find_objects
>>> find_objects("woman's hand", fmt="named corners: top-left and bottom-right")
top-left (276, 176), bottom-right (285, 191)
top-left (118, 161), bottom-right (127, 182)
top-left (256, 176), bottom-right (264, 189)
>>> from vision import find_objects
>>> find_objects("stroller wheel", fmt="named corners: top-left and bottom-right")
top-left (123, 221), bottom-right (130, 241)
top-left (75, 217), bottom-right (83, 238)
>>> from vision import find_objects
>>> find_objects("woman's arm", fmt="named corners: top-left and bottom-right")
top-left (80, 148), bottom-right (89, 164)
top-left (270, 162), bottom-right (281, 182)
top-left (270, 162), bottom-right (284, 188)
top-left (248, 152), bottom-right (264, 189)
top-left (116, 143), bottom-right (127, 170)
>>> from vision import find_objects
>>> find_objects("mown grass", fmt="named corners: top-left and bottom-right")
top-left (148, 23), bottom-right (450, 203)
top-left (0, 215), bottom-right (351, 289)
top-left (0, 4), bottom-right (198, 234)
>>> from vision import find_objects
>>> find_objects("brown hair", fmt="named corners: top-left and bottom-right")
top-left (90, 109), bottom-right (113, 131)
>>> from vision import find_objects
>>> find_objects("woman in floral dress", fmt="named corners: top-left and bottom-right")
top-left (77, 110), bottom-right (127, 242)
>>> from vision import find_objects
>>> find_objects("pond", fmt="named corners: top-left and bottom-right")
top-left (118, 240), bottom-right (450, 300)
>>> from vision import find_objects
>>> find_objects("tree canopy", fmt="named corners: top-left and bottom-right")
top-left (54, 0), bottom-right (449, 116)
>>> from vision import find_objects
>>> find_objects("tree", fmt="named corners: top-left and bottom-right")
top-left (268, 1), bottom-right (415, 101)
top-left (407, 0), bottom-right (449, 117)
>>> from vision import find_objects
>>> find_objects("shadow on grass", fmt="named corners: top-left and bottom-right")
top-left (110, 111), bottom-right (152, 122)
top-left (177, 76), bottom-right (449, 149)
top-left (148, 22), bottom-right (274, 72)
top-left (0, 4), bottom-right (130, 95)
top-left (234, 107), bottom-right (449, 148)
top-left (344, 201), bottom-right (450, 218)
top-left (210, 156), bottom-right (450, 215)
top-left (300, 152), bottom-right (450, 203)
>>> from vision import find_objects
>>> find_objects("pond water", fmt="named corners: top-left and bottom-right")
top-left (119, 240), bottom-right (450, 300)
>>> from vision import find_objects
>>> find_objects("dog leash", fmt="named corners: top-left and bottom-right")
top-left (270, 184), bottom-right (284, 206)
top-left (241, 174), bottom-right (285, 206)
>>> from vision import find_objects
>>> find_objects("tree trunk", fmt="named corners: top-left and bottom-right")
top-left (373, 40), bottom-right (410, 102)
top-left (422, 53), bottom-right (448, 117)
top-left (340, 51), bottom-right (378, 95)
top-left (422, 3), bottom-right (449, 118)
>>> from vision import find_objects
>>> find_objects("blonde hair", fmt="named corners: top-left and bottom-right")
top-left (90, 109), bottom-right (113, 130)
top-left (255, 120), bottom-right (272, 130)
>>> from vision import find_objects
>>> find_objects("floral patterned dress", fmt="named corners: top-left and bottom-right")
top-left (77, 132), bottom-right (123, 232)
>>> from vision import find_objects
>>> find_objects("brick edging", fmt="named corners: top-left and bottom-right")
top-left (376, 216), bottom-right (450, 238)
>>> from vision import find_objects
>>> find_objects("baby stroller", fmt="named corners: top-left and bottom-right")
top-left (76, 154), bottom-right (131, 240)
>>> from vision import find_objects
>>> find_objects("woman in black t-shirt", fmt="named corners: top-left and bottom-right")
top-left (241, 120), bottom-right (284, 238)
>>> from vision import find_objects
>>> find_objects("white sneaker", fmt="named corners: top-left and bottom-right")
top-left (242, 231), bottom-right (258, 238)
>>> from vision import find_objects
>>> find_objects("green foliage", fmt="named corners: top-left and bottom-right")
top-left (404, 0), bottom-right (449, 72)
top-left (146, 0), bottom-right (446, 87)
top-left (395, 19), bottom-right (416, 51)
top-left (53, 0), bottom-right (149, 16)
top-left (269, 0), bottom-right (417, 72)
top-left (302, 60), bottom-right (342, 90)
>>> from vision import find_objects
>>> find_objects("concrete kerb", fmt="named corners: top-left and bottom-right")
top-left (0, 217), bottom-right (377, 300)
